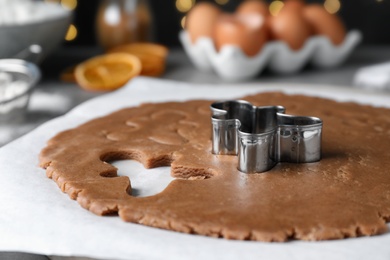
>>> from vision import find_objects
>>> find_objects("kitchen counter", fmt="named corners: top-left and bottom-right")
top-left (2, 45), bottom-right (390, 260)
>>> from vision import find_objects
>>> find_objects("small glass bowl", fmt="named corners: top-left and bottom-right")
top-left (0, 59), bottom-right (40, 122)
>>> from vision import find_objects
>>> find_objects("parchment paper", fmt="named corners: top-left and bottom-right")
top-left (1, 77), bottom-right (390, 260)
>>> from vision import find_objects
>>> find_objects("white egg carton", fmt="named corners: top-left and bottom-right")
top-left (179, 30), bottom-right (362, 81)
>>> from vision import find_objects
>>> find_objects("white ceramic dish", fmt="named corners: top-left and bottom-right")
top-left (353, 61), bottom-right (390, 90)
top-left (0, 2), bottom-right (72, 62)
top-left (180, 30), bottom-right (362, 81)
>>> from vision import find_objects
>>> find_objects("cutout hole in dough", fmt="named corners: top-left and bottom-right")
top-left (112, 160), bottom-right (175, 198)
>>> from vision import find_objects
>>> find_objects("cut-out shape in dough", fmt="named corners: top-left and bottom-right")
top-left (113, 160), bottom-right (174, 197)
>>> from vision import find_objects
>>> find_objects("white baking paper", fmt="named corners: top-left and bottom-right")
top-left (1, 77), bottom-right (390, 260)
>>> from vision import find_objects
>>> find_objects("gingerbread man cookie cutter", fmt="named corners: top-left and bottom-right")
top-left (211, 100), bottom-right (323, 173)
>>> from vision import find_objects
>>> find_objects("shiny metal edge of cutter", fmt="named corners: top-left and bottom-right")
top-left (211, 100), bottom-right (323, 173)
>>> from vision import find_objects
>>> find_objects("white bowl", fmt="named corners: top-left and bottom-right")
top-left (0, 2), bottom-right (72, 62)
top-left (0, 59), bottom-right (40, 122)
top-left (180, 30), bottom-right (362, 81)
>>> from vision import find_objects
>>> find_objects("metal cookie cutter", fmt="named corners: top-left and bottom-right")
top-left (211, 100), bottom-right (323, 173)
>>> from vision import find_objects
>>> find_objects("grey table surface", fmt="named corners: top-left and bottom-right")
top-left (1, 45), bottom-right (390, 260)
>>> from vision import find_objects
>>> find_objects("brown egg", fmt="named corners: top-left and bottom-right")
top-left (268, 8), bottom-right (312, 50)
top-left (283, 0), bottom-right (305, 11)
top-left (214, 14), bottom-right (268, 57)
top-left (185, 3), bottom-right (222, 43)
top-left (236, 0), bottom-right (269, 17)
top-left (303, 4), bottom-right (346, 45)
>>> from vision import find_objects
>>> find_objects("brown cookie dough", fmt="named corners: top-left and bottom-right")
top-left (39, 92), bottom-right (390, 241)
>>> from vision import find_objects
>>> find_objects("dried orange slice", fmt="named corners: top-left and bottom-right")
top-left (109, 43), bottom-right (168, 58)
top-left (108, 43), bottom-right (168, 77)
top-left (75, 53), bottom-right (141, 91)
top-left (132, 52), bottom-right (166, 77)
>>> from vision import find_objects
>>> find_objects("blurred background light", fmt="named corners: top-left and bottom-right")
top-left (324, 0), bottom-right (341, 14)
top-left (61, 0), bottom-right (77, 10)
top-left (176, 0), bottom-right (195, 13)
top-left (65, 24), bottom-right (78, 41)
top-left (269, 0), bottom-right (284, 16)
top-left (181, 16), bottom-right (187, 29)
